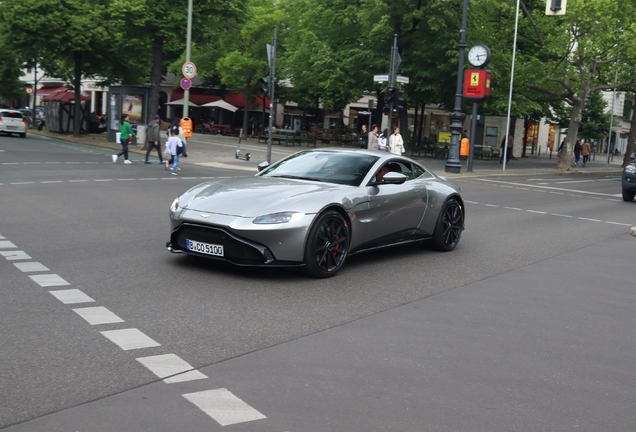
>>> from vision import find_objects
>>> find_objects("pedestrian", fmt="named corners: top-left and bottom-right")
top-left (144, 115), bottom-right (164, 164)
top-left (573, 139), bottom-right (582, 166)
top-left (367, 124), bottom-right (379, 151)
top-left (581, 140), bottom-right (592, 167)
top-left (112, 114), bottom-right (135, 164)
top-left (378, 131), bottom-right (387, 152)
top-left (558, 137), bottom-right (566, 156)
top-left (389, 126), bottom-right (404, 155)
top-left (164, 126), bottom-right (183, 175)
top-left (358, 124), bottom-right (369, 149)
top-left (165, 118), bottom-right (188, 170)
top-left (499, 131), bottom-right (513, 163)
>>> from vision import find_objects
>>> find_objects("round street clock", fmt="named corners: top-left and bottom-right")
top-left (467, 44), bottom-right (492, 68)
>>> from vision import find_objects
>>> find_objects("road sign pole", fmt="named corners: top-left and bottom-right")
top-left (183, 0), bottom-right (193, 118)
top-left (266, 26), bottom-right (277, 164)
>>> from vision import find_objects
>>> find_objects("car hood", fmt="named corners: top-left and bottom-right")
top-left (180, 176), bottom-right (348, 217)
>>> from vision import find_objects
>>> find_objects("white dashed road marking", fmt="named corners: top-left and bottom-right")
top-left (49, 289), bottom-right (95, 304)
top-left (14, 262), bottom-right (50, 272)
top-left (183, 388), bottom-right (267, 426)
top-left (100, 328), bottom-right (161, 350)
top-left (136, 354), bottom-right (208, 383)
top-left (73, 306), bottom-right (125, 325)
top-left (29, 274), bottom-right (70, 287)
top-left (1, 233), bottom-right (265, 426)
top-left (0, 250), bottom-right (32, 260)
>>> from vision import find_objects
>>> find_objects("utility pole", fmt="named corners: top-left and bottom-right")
top-left (183, 0), bottom-right (193, 118)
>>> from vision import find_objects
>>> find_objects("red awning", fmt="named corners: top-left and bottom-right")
top-left (170, 89), bottom-right (268, 109)
top-left (42, 89), bottom-right (90, 102)
top-left (36, 86), bottom-right (68, 95)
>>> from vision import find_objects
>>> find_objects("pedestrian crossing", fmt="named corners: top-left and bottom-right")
top-left (0, 232), bottom-right (268, 427)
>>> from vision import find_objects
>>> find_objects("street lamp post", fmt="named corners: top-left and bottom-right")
top-left (445, 0), bottom-right (469, 174)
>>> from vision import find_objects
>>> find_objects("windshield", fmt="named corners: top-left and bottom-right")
top-left (259, 151), bottom-right (380, 186)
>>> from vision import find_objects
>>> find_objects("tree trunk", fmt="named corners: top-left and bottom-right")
top-left (144, 36), bottom-right (164, 150)
top-left (73, 51), bottom-right (82, 135)
top-left (558, 98), bottom-right (585, 169)
top-left (622, 94), bottom-right (636, 167)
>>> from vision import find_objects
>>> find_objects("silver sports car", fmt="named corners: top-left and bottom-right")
top-left (167, 148), bottom-right (464, 278)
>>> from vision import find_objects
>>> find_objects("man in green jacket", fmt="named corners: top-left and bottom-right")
top-left (112, 114), bottom-right (136, 164)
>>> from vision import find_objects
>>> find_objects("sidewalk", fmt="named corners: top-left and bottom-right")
top-left (29, 129), bottom-right (626, 178)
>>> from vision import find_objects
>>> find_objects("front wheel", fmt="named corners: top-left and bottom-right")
top-left (622, 189), bottom-right (635, 202)
top-left (432, 198), bottom-right (464, 251)
top-left (304, 210), bottom-right (350, 278)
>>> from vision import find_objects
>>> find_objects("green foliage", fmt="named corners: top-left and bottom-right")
top-left (579, 90), bottom-right (610, 140)
top-left (0, 40), bottom-right (24, 101)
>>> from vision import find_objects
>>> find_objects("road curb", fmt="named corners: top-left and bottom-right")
top-left (631, 227), bottom-right (636, 237)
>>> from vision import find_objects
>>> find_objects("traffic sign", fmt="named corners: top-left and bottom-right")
top-left (180, 78), bottom-right (193, 90)
top-left (396, 75), bottom-right (410, 84)
top-left (26, 88), bottom-right (33, 94)
top-left (182, 62), bottom-right (197, 79)
top-left (373, 74), bottom-right (389, 83)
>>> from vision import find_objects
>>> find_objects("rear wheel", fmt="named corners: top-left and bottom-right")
top-left (622, 189), bottom-right (635, 202)
top-left (19, 133), bottom-right (26, 138)
top-left (304, 210), bottom-right (350, 278)
top-left (432, 198), bottom-right (463, 251)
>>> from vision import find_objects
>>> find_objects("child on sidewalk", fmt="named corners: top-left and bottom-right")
top-left (164, 126), bottom-right (183, 175)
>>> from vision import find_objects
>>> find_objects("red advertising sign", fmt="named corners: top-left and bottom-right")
top-left (463, 69), bottom-right (491, 101)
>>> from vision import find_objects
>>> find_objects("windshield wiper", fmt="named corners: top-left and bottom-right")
top-left (270, 175), bottom-right (324, 182)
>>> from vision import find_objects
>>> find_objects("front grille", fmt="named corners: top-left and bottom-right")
top-left (171, 224), bottom-right (267, 264)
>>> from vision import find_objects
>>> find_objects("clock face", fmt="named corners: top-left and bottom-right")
top-left (468, 45), bottom-right (490, 67)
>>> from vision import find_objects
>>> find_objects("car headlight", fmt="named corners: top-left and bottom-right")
top-left (252, 212), bottom-right (305, 224)
top-left (170, 197), bottom-right (180, 213)
top-left (625, 165), bottom-right (636, 174)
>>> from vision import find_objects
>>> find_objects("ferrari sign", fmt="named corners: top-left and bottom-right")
top-left (463, 69), bottom-right (492, 101)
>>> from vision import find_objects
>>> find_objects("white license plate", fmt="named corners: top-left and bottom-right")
top-left (7, 126), bottom-right (17, 130)
top-left (186, 239), bottom-right (224, 256)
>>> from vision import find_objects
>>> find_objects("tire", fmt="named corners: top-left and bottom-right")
top-left (304, 210), bottom-right (350, 278)
top-left (19, 133), bottom-right (26, 138)
top-left (622, 189), bottom-right (635, 202)
top-left (432, 198), bottom-right (464, 251)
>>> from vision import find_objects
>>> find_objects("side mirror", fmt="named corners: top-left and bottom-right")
top-left (257, 161), bottom-right (270, 172)
top-left (369, 171), bottom-right (407, 186)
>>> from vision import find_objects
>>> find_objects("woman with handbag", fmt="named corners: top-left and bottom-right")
top-left (112, 114), bottom-right (136, 164)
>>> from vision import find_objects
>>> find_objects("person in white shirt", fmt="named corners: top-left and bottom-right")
top-left (378, 129), bottom-right (388, 152)
top-left (389, 126), bottom-right (404, 155)
top-left (164, 127), bottom-right (184, 175)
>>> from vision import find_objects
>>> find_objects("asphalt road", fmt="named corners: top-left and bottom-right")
top-left (1, 134), bottom-right (635, 431)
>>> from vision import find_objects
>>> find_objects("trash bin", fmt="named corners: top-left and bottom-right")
top-left (136, 125), bottom-right (147, 145)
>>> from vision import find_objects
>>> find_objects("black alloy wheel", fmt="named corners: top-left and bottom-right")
top-left (432, 198), bottom-right (463, 251)
top-left (304, 210), bottom-right (350, 278)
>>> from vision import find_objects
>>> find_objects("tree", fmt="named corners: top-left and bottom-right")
top-left (521, 0), bottom-right (636, 168)
top-left (0, 0), bottom-right (150, 134)
top-left (0, 42), bottom-right (24, 102)
top-left (578, 90), bottom-right (610, 141)
top-left (140, 0), bottom-right (248, 126)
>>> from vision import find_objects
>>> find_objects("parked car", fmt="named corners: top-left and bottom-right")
top-left (0, 109), bottom-right (27, 138)
top-left (621, 153), bottom-right (636, 202)
top-left (167, 148), bottom-right (465, 278)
